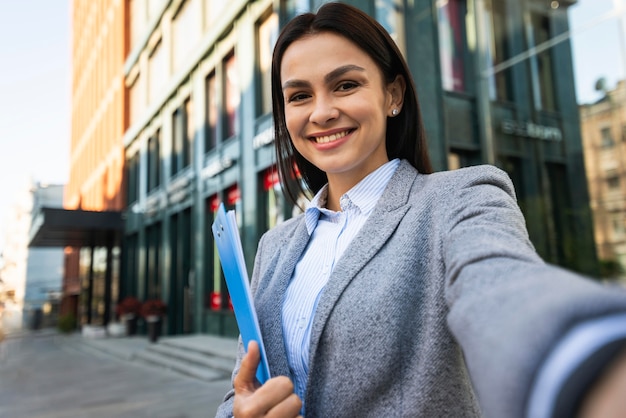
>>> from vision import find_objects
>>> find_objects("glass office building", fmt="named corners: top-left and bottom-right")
top-left (121, 0), bottom-right (596, 337)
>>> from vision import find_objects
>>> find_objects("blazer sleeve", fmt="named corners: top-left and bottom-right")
top-left (441, 165), bottom-right (626, 418)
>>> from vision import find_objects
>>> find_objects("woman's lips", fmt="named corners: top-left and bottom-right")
top-left (310, 129), bottom-right (353, 144)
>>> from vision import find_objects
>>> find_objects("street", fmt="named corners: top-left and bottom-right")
top-left (0, 331), bottom-right (232, 418)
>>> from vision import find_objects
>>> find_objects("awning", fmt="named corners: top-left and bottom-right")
top-left (29, 207), bottom-right (124, 248)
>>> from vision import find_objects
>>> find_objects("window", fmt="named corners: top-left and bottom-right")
top-left (260, 166), bottom-right (295, 231)
top-left (204, 194), bottom-right (221, 310)
top-left (128, 75), bottom-right (142, 126)
top-left (485, 0), bottom-right (513, 102)
top-left (224, 52), bottom-right (240, 139)
top-left (172, 0), bottom-right (200, 72)
top-left (147, 129), bottom-right (161, 192)
top-left (205, 186), bottom-right (240, 312)
top-left (438, 0), bottom-right (468, 92)
top-left (145, 222), bottom-right (162, 299)
top-left (205, 72), bottom-right (218, 152)
top-left (283, 0), bottom-right (310, 20)
top-left (257, 12), bottom-right (279, 116)
top-left (448, 149), bottom-right (480, 169)
top-left (184, 98), bottom-right (193, 167)
top-left (171, 97), bottom-right (193, 176)
top-left (203, 51), bottom-right (240, 154)
top-left (376, 0), bottom-right (406, 56)
top-left (127, 152), bottom-right (140, 204)
top-left (607, 176), bottom-right (620, 190)
top-left (531, 12), bottom-right (557, 111)
top-left (601, 127), bottom-right (615, 148)
top-left (148, 40), bottom-right (167, 102)
top-left (611, 214), bottom-right (625, 239)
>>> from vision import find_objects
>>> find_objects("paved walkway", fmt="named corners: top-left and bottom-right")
top-left (0, 328), bottom-right (237, 417)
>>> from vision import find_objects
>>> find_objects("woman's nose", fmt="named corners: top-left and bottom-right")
top-left (309, 96), bottom-right (339, 124)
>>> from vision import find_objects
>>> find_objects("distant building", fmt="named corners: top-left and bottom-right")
top-left (23, 183), bottom-right (65, 327)
top-left (580, 80), bottom-right (626, 278)
top-left (1, 181), bottom-right (64, 331)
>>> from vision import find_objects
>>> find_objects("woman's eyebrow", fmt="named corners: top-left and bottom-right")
top-left (282, 79), bottom-right (310, 90)
top-left (324, 65), bottom-right (365, 84)
top-left (282, 64), bottom-right (366, 91)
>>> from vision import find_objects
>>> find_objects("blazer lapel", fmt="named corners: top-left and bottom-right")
top-left (307, 161), bottom-right (418, 367)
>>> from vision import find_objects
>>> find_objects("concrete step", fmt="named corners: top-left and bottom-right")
top-left (133, 349), bottom-right (227, 382)
top-left (132, 334), bottom-right (238, 382)
top-left (145, 342), bottom-right (236, 374)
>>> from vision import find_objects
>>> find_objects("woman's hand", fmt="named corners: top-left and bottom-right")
top-left (233, 341), bottom-right (303, 418)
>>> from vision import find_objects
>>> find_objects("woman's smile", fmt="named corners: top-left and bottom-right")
top-left (309, 129), bottom-right (354, 144)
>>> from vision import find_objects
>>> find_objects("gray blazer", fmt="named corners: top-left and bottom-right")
top-left (216, 160), bottom-right (626, 418)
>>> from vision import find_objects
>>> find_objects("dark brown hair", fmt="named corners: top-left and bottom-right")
top-left (271, 2), bottom-right (432, 204)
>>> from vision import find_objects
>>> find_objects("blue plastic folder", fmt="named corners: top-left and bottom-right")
top-left (211, 203), bottom-right (271, 384)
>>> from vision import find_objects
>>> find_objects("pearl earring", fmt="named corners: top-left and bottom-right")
top-left (392, 108), bottom-right (399, 116)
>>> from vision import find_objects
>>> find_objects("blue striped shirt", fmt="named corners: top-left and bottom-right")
top-left (281, 158), bottom-right (401, 410)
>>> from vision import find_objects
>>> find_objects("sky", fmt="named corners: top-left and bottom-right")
top-left (0, 0), bottom-right (623, 254)
top-left (0, 0), bottom-right (70, 252)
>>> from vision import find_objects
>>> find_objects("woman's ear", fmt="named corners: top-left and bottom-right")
top-left (387, 75), bottom-right (406, 116)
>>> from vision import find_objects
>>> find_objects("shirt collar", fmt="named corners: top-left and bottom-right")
top-left (303, 159), bottom-right (401, 234)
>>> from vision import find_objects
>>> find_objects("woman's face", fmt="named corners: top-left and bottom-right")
top-left (280, 32), bottom-right (404, 188)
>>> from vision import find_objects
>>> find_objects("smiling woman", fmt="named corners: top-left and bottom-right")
top-left (280, 32), bottom-right (405, 210)
top-left (215, 3), bottom-right (626, 418)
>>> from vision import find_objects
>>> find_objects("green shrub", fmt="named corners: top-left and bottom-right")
top-left (57, 313), bottom-right (77, 334)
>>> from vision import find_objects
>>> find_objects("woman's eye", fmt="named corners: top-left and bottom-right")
top-left (288, 93), bottom-right (310, 103)
top-left (337, 81), bottom-right (359, 91)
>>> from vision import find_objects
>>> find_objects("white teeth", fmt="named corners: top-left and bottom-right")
top-left (313, 130), bottom-right (350, 143)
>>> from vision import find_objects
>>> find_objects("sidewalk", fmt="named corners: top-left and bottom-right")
top-left (0, 329), bottom-right (236, 417)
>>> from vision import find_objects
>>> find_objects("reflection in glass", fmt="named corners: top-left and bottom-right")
top-left (438, 0), bottom-right (467, 92)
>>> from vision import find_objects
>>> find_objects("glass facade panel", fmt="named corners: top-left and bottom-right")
top-left (145, 222), bottom-right (162, 299)
top-left (448, 149), bottom-right (480, 170)
top-left (184, 97), bottom-right (193, 168)
top-left (168, 208), bottom-right (193, 334)
top-left (127, 152), bottom-right (140, 204)
top-left (531, 12), bottom-right (557, 111)
top-left (204, 195), bottom-right (220, 310)
top-left (205, 72), bottom-right (218, 152)
top-left (147, 129), bottom-right (161, 192)
top-left (260, 166), bottom-right (293, 231)
top-left (376, 0), bottom-right (406, 55)
top-left (485, 0), bottom-right (513, 102)
top-left (224, 53), bottom-right (240, 140)
top-left (258, 11), bottom-right (279, 116)
top-left (438, 0), bottom-right (468, 92)
top-left (601, 126), bottom-right (615, 148)
top-left (171, 97), bottom-right (192, 175)
top-left (283, 0), bottom-right (310, 19)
